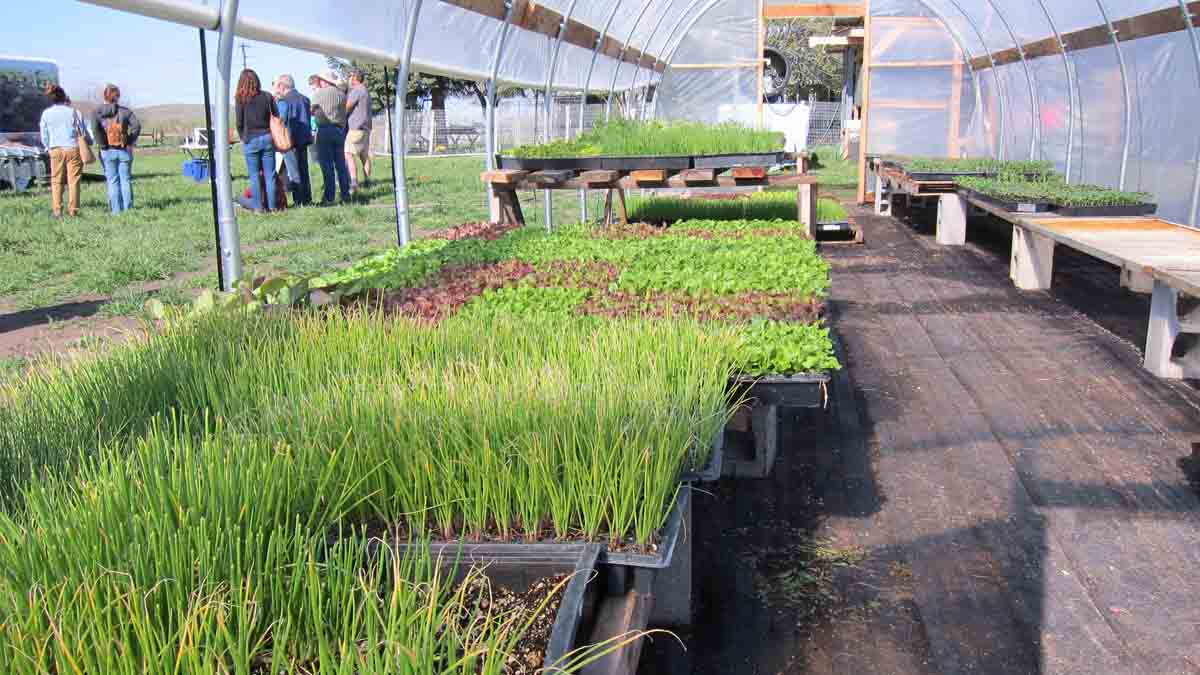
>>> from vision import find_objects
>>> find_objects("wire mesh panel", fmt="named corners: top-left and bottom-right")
top-left (807, 102), bottom-right (843, 147)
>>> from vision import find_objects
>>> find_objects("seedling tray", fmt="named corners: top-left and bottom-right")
top-left (679, 430), bottom-right (724, 483)
top-left (602, 155), bottom-right (692, 171)
top-left (692, 152), bottom-right (787, 169)
top-left (496, 155), bottom-right (605, 171)
top-left (729, 372), bottom-right (831, 408)
top-left (600, 486), bottom-right (691, 569)
top-left (387, 540), bottom-right (602, 668)
top-left (959, 187), bottom-right (1056, 214)
top-left (1053, 203), bottom-right (1157, 218)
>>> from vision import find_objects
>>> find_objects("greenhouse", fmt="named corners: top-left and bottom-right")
top-left (0, 0), bottom-right (1197, 672)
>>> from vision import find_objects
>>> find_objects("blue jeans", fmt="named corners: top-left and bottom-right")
top-left (100, 148), bottom-right (133, 213)
top-left (242, 133), bottom-right (277, 211)
top-left (282, 143), bottom-right (312, 205)
top-left (315, 125), bottom-right (350, 203)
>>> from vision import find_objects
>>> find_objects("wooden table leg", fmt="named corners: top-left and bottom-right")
top-left (602, 189), bottom-right (614, 226)
top-left (495, 189), bottom-right (524, 226)
top-left (615, 188), bottom-right (629, 225)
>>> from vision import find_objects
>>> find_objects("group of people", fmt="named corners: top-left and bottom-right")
top-left (38, 83), bottom-right (142, 217)
top-left (34, 66), bottom-right (373, 219)
top-left (234, 67), bottom-right (373, 211)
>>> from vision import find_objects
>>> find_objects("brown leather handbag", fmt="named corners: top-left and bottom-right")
top-left (270, 114), bottom-right (292, 153)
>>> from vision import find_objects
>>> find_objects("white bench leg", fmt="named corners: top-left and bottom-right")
top-left (936, 193), bottom-right (968, 246)
top-left (1120, 265), bottom-right (1154, 294)
top-left (1145, 281), bottom-right (1185, 379)
top-left (874, 169), bottom-right (891, 217)
top-left (1010, 225), bottom-right (1055, 290)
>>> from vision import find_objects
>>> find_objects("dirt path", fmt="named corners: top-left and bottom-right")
top-left (643, 206), bottom-right (1200, 674)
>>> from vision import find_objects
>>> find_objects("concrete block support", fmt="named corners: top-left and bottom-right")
top-left (649, 493), bottom-right (692, 627)
top-left (1145, 281), bottom-right (1187, 379)
top-left (936, 193), bottom-right (968, 246)
top-left (1010, 226), bottom-right (1056, 290)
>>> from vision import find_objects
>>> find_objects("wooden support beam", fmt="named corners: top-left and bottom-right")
top-left (764, 3), bottom-right (865, 18)
top-left (630, 169), bottom-right (668, 184)
top-left (481, 169), bottom-right (529, 185)
top-left (578, 169), bottom-right (620, 186)
top-left (441, 0), bottom-right (667, 73)
top-left (526, 170), bottom-right (576, 187)
top-left (731, 166), bottom-right (768, 180)
top-left (856, 0), bottom-right (872, 205)
top-left (970, 1), bottom-right (1200, 71)
top-left (679, 169), bottom-right (716, 184)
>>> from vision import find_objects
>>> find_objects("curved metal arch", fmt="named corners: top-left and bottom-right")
top-left (980, 0), bottom-right (1041, 160)
top-left (639, 0), bottom-right (710, 120)
top-left (541, 0), bottom-right (581, 231)
top-left (1180, 0), bottom-right (1200, 226)
top-left (913, 0), bottom-right (991, 158)
top-left (655, 0), bottom-right (742, 122)
top-left (213, 0), bottom-right (241, 289)
top-left (578, 1), bottom-right (626, 130)
top-left (605, 0), bottom-right (658, 121)
top-left (484, 1), bottom-right (518, 222)
top-left (393, 0), bottom-right (424, 247)
top-left (943, 0), bottom-right (1008, 160)
top-left (624, 0), bottom-right (683, 119)
top-left (1095, 0), bottom-right (1132, 189)
top-left (1032, 0), bottom-right (1076, 182)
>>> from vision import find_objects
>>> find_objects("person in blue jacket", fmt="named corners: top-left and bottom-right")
top-left (272, 74), bottom-right (313, 206)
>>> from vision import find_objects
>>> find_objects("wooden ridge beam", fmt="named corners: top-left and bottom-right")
top-left (764, 3), bottom-right (865, 19)
top-left (441, 0), bottom-right (667, 73)
top-left (971, 1), bottom-right (1200, 71)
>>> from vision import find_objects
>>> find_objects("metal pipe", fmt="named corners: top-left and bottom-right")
top-left (641, 0), bottom-right (708, 120)
top-left (606, 0), bottom-right (658, 121)
top-left (213, 0), bottom-right (241, 290)
top-left (393, 0), bottom-right (424, 247)
top-left (981, 0), bottom-right (1040, 160)
top-left (579, 1), bottom-right (626, 223)
top-left (1032, 0), bottom-right (1075, 181)
top-left (78, 0), bottom-right (218, 29)
top-left (943, 0), bottom-right (1007, 160)
top-left (914, 0), bottom-right (989, 158)
top-left (485, 0), bottom-right (517, 222)
top-left (1179, 0), bottom-right (1200, 226)
top-left (1095, 0), bottom-right (1132, 189)
top-left (543, 0), bottom-right (580, 232)
top-left (630, 0), bottom-right (691, 119)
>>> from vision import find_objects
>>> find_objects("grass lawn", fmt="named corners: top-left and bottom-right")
top-left (0, 151), bottom-right (583, 315)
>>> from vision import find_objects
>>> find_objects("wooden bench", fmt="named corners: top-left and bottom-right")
top-left (949, 197), bottom-right (1200, 380)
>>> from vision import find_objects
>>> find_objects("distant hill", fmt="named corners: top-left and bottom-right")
top-left (73, 103), bottom-right (210, 136)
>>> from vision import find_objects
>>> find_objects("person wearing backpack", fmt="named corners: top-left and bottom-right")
top-left (92, 84), bottom-right (142, 214)
top-left (273, 74), bottom-right (313, 206)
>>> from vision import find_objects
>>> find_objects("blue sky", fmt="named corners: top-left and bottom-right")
top-left (2, 1), bottom-right (330, 106)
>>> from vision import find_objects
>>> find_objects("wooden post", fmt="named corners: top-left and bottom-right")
top-left (1010, 225), bottom-right (1055, 290)
top-left (798, 182), bottom-right (819, 239)
top-left (856, 0), bottom-right (872, 204)
top-left (615, 188), bottom-right (629, 225)
top-left (936, 193), bottom-right (967, 245)
top-left (948, 59), bottom-right (963, 157)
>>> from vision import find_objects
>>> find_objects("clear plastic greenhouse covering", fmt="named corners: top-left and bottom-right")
top-left (864, 0), bottom-right (1200, 228)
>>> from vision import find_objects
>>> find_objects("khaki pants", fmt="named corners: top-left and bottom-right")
top-left (49, 147), bottom-right (83, 216)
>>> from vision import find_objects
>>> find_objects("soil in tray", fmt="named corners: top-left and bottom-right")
top-left (360, 518), bottom-right (670, 557)
top-left (461, 573), bottom-right (569, 675)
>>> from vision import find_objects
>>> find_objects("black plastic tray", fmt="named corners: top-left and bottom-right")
top-left (496, 155), bottom-right (605, 171)
top-left (600, 486), bottom-right (691, 569)
top-left (679, 429), bottom-right (724, 483)
top-left (729, 372), bottom-right (831, 408)
top-left (692, 152), bottom-right (787, 169)
top-left (959, 187), bottom-right (1056, 214)
top-left (602, 155), bottom-right (691, 171)
top-left (1053, 203), bottom-right (1157, 218)
top-left (387, 540), bottom-right (602, 668)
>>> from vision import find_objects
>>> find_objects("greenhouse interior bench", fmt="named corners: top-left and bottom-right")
top-left (483, 168), bottom-right (823, 237)
top-left (940, 192), bottom-right (1200, 380)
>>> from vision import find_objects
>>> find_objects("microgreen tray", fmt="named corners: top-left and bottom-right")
top-left (959, 187), bottom-right (1057, 214)
top-left (385, 541), bottom-right (602, 668)
top-left (729, 372), bottom-right (831, 408)
top-left (691, 152), bottom-right (788, 170)
top-left (600, 486), bottom-right (691, 569)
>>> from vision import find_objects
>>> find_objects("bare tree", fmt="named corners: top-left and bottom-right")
top-left (766, 19), bottom-right (844, 102)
